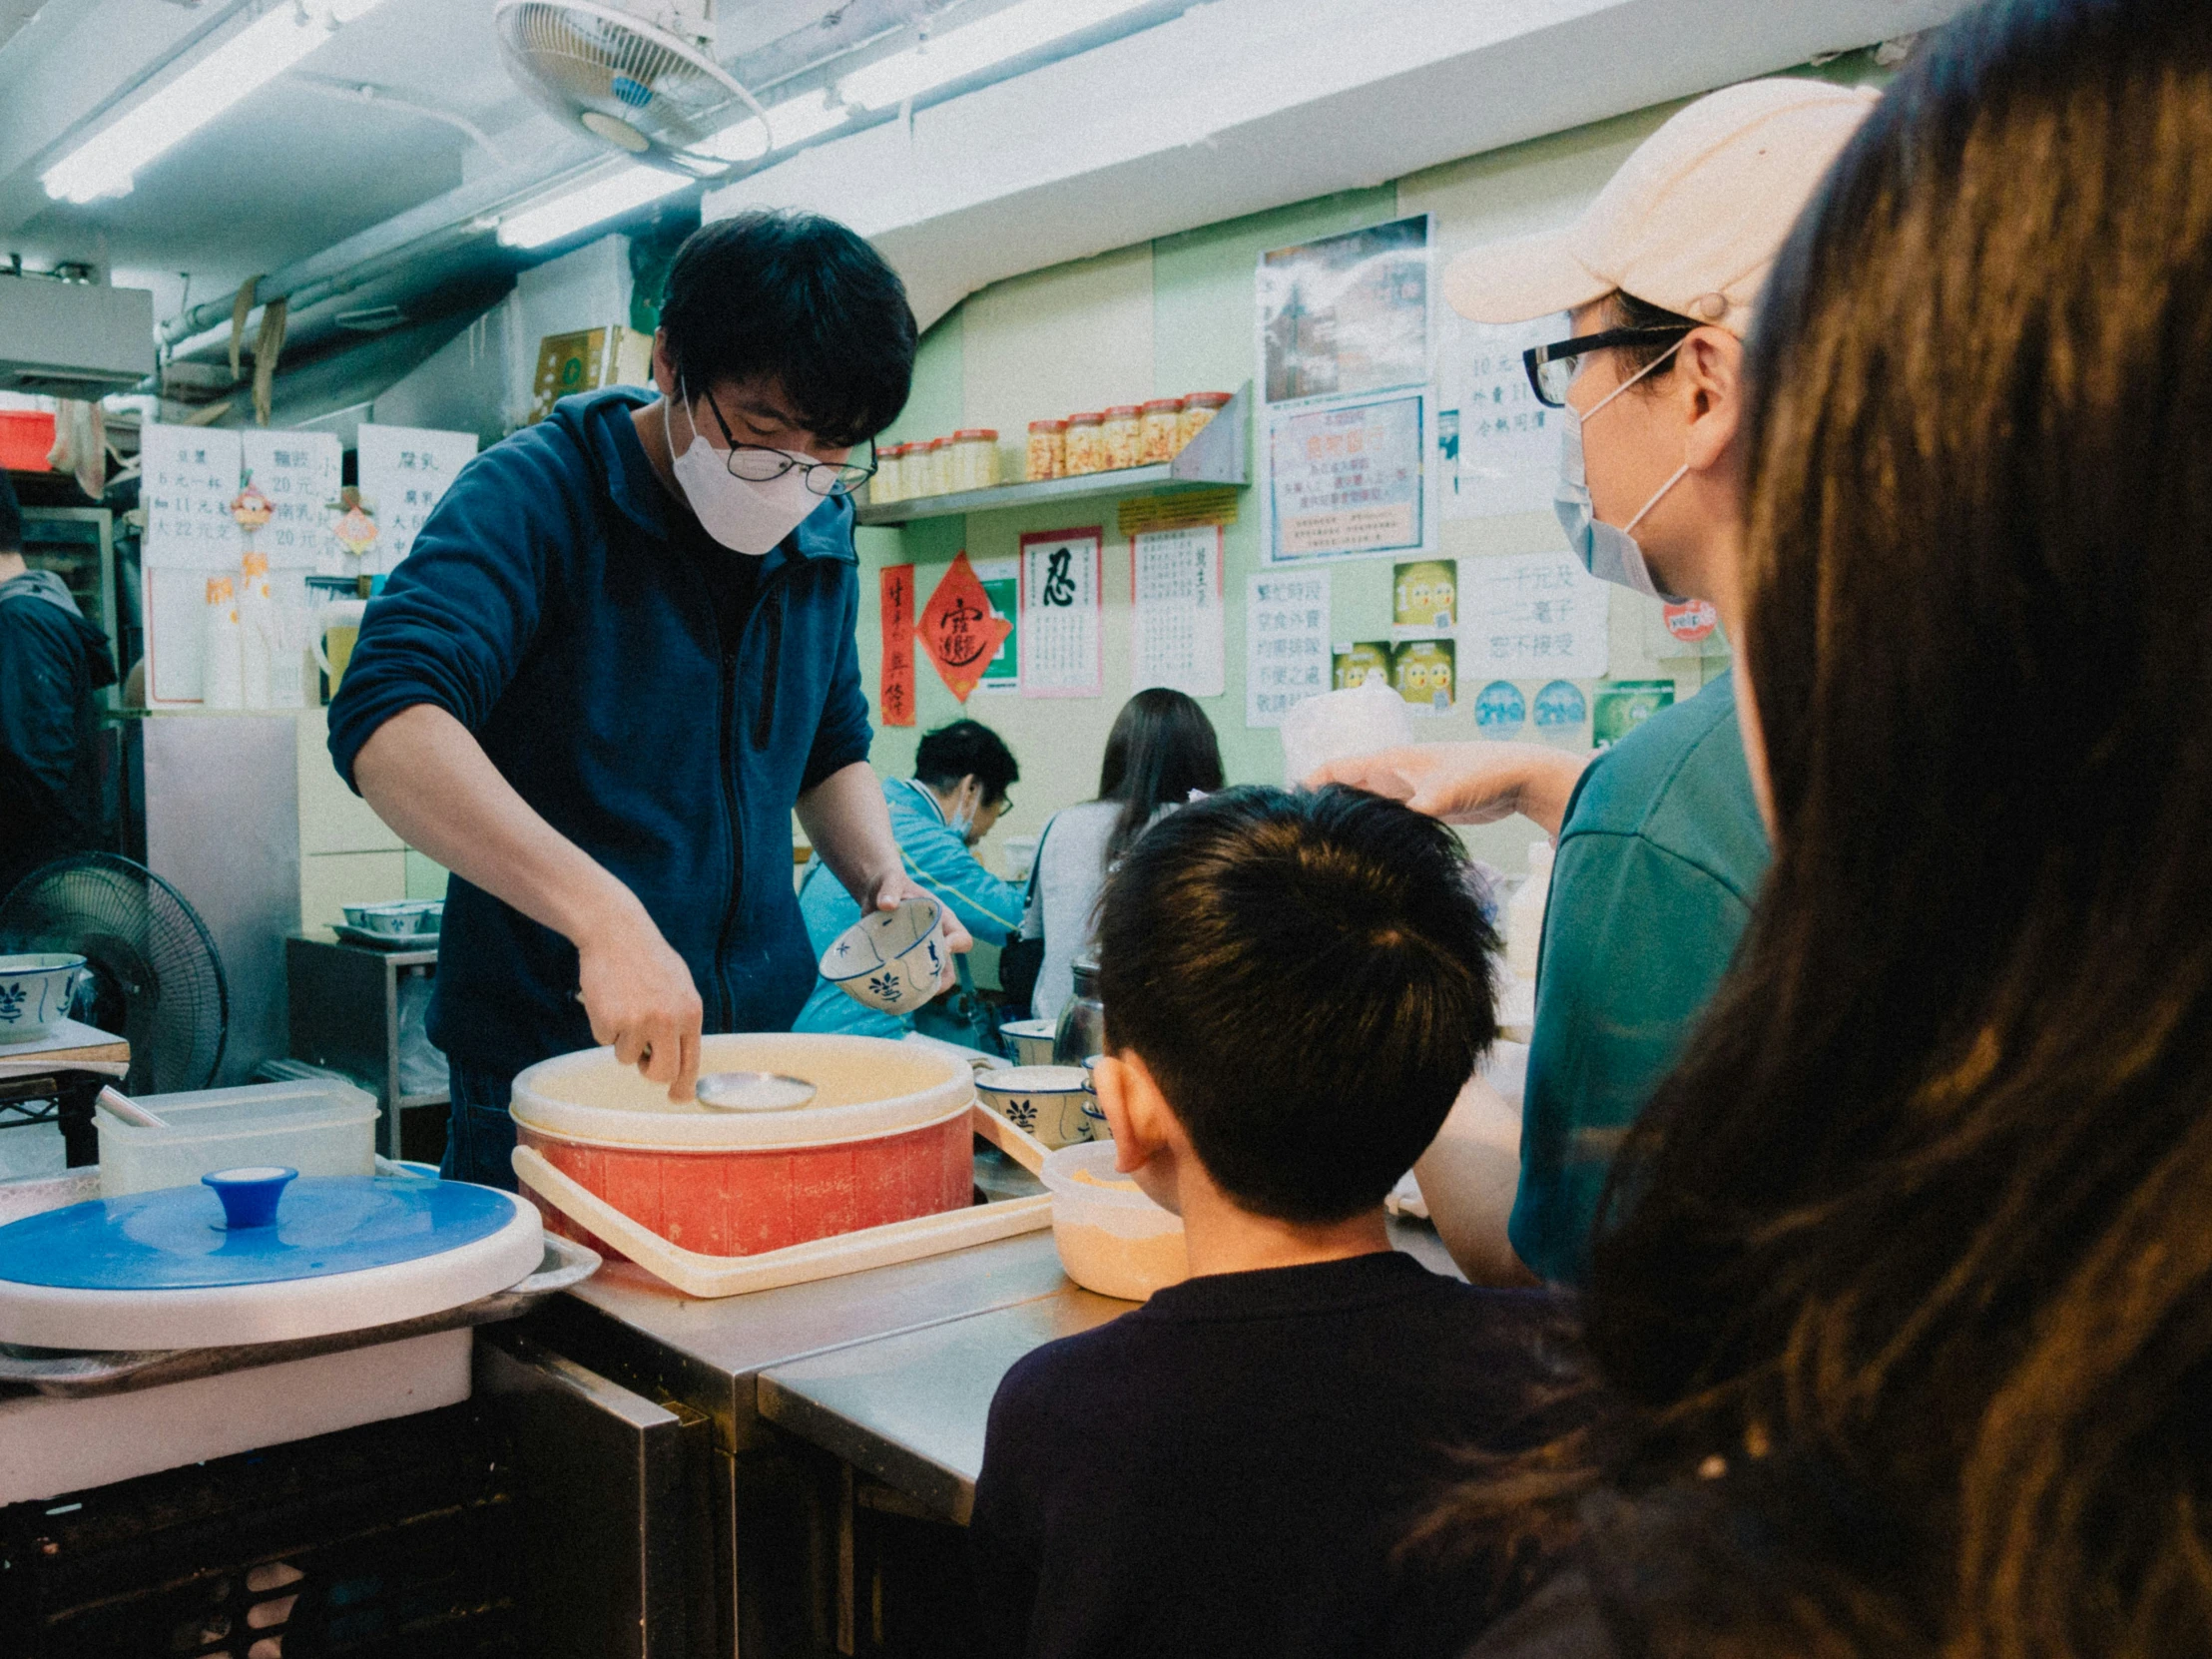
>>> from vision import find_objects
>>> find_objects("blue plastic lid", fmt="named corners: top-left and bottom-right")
top-left (0, 1174), bottom-right (516, 1292)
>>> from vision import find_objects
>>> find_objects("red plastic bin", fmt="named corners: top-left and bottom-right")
top-left (0, 411), bottom-right (56, 472)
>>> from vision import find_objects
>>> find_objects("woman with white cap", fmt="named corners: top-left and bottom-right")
top-left (1323, 79), bottom-right (1877, 1286)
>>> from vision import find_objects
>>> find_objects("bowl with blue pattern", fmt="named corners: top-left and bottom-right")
top-left (819, 896), bottom-right (951, 1014)
top-left (0, 953), bottom-right (86, 1044)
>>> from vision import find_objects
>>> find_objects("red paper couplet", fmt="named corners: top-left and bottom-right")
top-left (880, 563), bottom-right (916, 727)
top-left (917, 552), bottom-right (1012, 704)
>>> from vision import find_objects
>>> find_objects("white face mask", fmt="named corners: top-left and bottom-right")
top-left (1554, 340), bottom-right (1690, 603)
top-left (664, 384), bottom-right (825, 555)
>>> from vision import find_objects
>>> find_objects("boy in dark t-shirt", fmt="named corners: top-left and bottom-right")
top-left (970, 786), bottom-right (1580, 1659)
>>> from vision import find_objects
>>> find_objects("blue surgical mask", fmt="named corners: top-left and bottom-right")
top-left (1554, 342), bottom-right (1690, 603)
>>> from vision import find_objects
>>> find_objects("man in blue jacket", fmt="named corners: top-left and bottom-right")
top-left (329, 210), bottom-right (959, 1188)
top-left (795, 719), bottom-right (1025, 1041)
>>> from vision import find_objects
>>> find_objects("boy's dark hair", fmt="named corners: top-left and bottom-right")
top-left (914, 720), bottom-right (1018, 807)
top-left (0, 467), bottom-right (20, 553)
top-left (659, 209), bottom-right (916, 448)
top-left (1097, 785), bottom-right (1498, 1224)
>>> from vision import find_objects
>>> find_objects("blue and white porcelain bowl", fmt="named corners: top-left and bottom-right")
top-left (976, 1065), bottom-right (1095, 1150)
top-left (820, 896), bottom-right (950, 1014)
top-left (341, 899), bottom-right (443, 938)
top-left (0, 953), bottom-right (86, 1044)
top-left (1000, 1017), bottom-right (1058, 1067)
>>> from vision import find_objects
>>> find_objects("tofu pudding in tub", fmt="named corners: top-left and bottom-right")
top-left (508, 1033), bottom-right (975, 1261)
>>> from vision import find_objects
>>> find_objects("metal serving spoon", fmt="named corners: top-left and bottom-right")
top-left (693, 1072), bottom-right (819, 1112)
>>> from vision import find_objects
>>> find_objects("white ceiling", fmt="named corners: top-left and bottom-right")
top-left (1, 0), bottom-right (1969, 351)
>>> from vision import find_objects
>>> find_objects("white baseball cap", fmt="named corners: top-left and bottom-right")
top-left (1442, 79), bottom-right (1881, 335)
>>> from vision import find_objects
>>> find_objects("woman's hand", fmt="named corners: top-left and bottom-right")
top-left (1310, 742), bottom-right (1591, 837)
top-left (576, 897), bottom-right (703, 1101)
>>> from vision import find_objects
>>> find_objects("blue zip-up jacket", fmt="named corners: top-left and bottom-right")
top-left (792, 774), bottom-right (1026, 1039)
top-left (327, 387), bottom-right (873, 1084)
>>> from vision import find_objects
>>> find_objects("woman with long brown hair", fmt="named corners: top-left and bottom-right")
top-left (1442, 1), bottom-right (2212, 1652)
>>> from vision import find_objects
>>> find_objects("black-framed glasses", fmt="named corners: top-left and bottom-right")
top-left (1521, 325), bottom-right (1695, 408)
top-left (699, 392), bottom-right (877, 497)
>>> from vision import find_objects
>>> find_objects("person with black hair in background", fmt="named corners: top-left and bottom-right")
top-left (0, 468), bottom-right (117, 903)
top-left (792, 718), bottom-right (1024, 1041)
top-left (972, 786), bottom-right (1580, 1659)
top-left (1431, 3), bottom-right (2212, 1653)
top-left (328, 211), bottom-right (960, 1187)
top-left (1010, 686), bottom-right (1223, 1023)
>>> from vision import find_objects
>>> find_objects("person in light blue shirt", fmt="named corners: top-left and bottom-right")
top-left (795, 720), bottom-right (1025, 1039)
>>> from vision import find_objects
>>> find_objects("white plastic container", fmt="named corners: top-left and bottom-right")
top-left (98, 1078), bottom-right (378, 1197)
top-left (202, 575), bottom-right (244, 710)
top-left (238, 552), bottom-right (275, 709)
top-left (1279, 681), bottom-right (1414, 788)
top-left (1042, 1140), bottom-right (1188, 1302)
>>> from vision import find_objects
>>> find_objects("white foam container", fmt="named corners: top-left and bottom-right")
top-left (98, 1079), bottom-right (378, 1197)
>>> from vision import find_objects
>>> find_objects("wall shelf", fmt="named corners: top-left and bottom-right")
top-left (854, 383), bottom-right (1250, 528)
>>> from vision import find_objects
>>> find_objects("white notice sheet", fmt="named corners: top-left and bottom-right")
top-left (1131, 525), bottom-right (1225, 698)
top-left (1245, 569), bottom-right (1332, 728)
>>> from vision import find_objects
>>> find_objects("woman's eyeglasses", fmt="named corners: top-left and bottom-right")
top-left (1521, 325), bottom-right (1695, 408)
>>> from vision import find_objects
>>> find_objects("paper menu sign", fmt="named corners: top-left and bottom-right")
top-left (1442, 312), bottom-right (1567, 520)
top-left (142, 425), bottom-right (243, 571)
top-left (356, 424), bottom-right (478, 574)
top-left (1131, 525), bottom-right (1225, 698)
top-left (1018, 528), bottom-right (1103, 698)
top-left (1245, 569), bottom-right (1331, 729)
top-left (240, 429), bottom-right (340, 569)
top-left (1459, 552), bottom-right (1610, 682)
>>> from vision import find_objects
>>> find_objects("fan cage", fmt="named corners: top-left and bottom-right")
top-left (0, 852), bottom-right (229, 1096)
top-left (495, 0), bottom-right (766, 168)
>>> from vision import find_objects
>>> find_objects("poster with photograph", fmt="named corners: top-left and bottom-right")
top-left (1460, 552), bottom-right (1610, 682)
top-left (1131, 525), bottom-right (1225, 698)
top-left (1391, 638), bottom-right (1456, 717)
top-left (1018, 528), bottom-right (1103, 698)
top-left (970, 556), bottom-right (1020, 691)
top-left (1258, 216), bottom-right (1438, 566)
top-left (1441, 311), bottom-right (1568, 519)
top-left (1245, 569), bottom-right (1331, 728)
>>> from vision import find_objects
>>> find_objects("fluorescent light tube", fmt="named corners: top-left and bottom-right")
top-left (836, 0), bottom-right (1154, 112)
top-left (695, 89), bottom-right (850, 162)
top-left (43, 0), bottom-right (393, 205)
top-left (497, 166), bottom-right (691, 250)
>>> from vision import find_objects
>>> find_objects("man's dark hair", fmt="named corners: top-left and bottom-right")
top-left (914, 720), bottom-right (1018, 807)
top-left (1097, 785), bottom-right (1497, 1224)
top-left (0, 467), bottom-right (21, 554)
top-left (659, 210), bottom-right (916, 448)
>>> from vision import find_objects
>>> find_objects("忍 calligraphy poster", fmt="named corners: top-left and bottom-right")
top-left (1018, 527), bottom-right (1103, 698)
top-left (918, 552), bottom-right (1012, 703)
top-left (1255, 214), bottom-right (1439, 566)
top-left (879, 564), bottom-right (916, 727)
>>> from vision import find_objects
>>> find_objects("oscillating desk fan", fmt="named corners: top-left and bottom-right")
top-left (0, 852), bottom-right (229, 1097)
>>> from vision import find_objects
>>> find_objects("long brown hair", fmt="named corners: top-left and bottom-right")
top-left (1449, 4), bottom-right (2212, 1652)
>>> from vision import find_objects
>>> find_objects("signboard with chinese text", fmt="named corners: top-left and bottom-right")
top-left (918, 553), bottom-right (1011, 703)
top-left (880, 564), bottom-right (915, 726)
top-left (356, 424), bottom-right (478, 575)
top-left (1244, 570), bottom-right (1331, 729)
top-left (1131, 525), bottom-right (1225, 698)
top-left (1459, 552), bottom-right (1610, 682)
top-left (1018, 528), bottom-right (1103, 698)
top-left (1257, 216), bottom-right (1437, 566)
top-left (1440, 312), bottom-right (1568, 519)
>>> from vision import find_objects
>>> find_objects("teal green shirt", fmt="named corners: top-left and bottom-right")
top-left (1507, 673), bottom-right (1770, 1286)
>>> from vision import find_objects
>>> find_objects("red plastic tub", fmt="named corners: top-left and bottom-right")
top-left (508, 1034), bottom-right (975, 1261)
top-left (0, 411), bottom-right (56, 472)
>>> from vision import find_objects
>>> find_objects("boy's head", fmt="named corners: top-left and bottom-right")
top-left (1094, 785), bottom-right (1498, 1226)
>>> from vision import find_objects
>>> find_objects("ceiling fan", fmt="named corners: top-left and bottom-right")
top-left (493, 0), bottom-right (771, 177)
